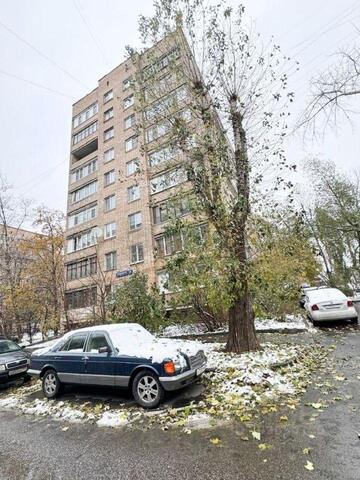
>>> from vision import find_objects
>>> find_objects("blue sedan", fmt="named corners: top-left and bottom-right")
top-left (28, 323), bottom-right (207, 408)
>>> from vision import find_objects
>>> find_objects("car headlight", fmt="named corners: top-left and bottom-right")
top-left (0, 364), bottom-right (6, 372)
top-left (173, 354), bottom-right (188, 372)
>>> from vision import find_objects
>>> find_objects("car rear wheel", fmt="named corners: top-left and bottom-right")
top-left (132, 370), bottom-right (164, 409)
top-left (350, 317), bottom-right (358, 324)
top-left (42, 369), bottom-right (62, 399)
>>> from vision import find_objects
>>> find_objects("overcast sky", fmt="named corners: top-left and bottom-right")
top-left (0, 0), bottom-right (359, 215)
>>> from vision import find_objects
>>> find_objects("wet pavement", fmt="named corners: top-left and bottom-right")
top-left (0, 324), bottom-right (360, 479)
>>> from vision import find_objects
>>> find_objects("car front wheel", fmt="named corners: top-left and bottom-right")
top-left (42, 369), bottom-right (62, 399)
top-left (132, 370), bottom-right (164, 409)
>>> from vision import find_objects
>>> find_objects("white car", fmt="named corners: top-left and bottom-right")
top-left (304, 288), bottom-right (358, 325)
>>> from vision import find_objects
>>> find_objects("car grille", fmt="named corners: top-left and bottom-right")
top-left (6, 359), bottom-right (28, 370)
top-left (188, 350), bottom-right (206, 370)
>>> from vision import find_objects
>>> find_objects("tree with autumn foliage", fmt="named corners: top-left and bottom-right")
top-left (130, 0), bottom-right (295, 352)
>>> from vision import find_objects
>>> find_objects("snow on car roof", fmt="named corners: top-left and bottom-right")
top-left (307, 288), bottom-right (346, 301)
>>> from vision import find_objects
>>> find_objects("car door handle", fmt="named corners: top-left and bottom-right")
top-left (54, 356), bottom-right (61, 360)
top-left (82, 356), bottom-right (89, 360)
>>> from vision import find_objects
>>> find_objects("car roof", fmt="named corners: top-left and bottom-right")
top-left (307, 288), bottom-right (346, 300)
top-left (64, 323), bottom-right (143, 336)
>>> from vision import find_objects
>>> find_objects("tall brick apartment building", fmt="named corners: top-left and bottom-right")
top-left (64, 34), bottom-right (200, 323)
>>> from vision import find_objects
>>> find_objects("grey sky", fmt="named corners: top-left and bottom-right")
top-left (0, 0), bottom-right (359, 213)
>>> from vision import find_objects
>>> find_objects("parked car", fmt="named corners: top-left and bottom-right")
top-left (304, 287), bottom-right (358, 325)
top-left (0, 337), bottom-right (30, 384)
top-left (29, 323), bottom-right (207, 408)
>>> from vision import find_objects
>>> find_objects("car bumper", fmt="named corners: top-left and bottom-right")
top-left (27, 369), bottom-right (41, 378)
top-left (0, 368), bottom-right (29, 384)
top-left (159, 365), bottom-right (206, 392)
top-left (310, 308), bottom-right (358, 322)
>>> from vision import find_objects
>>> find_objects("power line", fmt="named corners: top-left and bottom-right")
top-left (0, 19), bottom-right (89, 90)
top-left (0, 69), bottom-right (76, 99)
top-left (73, 0), bottom-right (110, 67)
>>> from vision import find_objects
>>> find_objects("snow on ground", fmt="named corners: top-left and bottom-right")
top-left (0, 338), bottom-right (326, 432)
top-left (161, 315), bottom-right (309, 338)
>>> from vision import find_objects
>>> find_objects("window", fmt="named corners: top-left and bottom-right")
top-left (145, 121), bottom-right (170, 143)
top-left (105, 251), bottom-right (117, 271)
top-left (104, 147), bottom-right (115, 163)
top-left (104, 90), bottom-right (113, 103)
top-left (73, 103), bottom-right (98, 129)
top-left (157, 271), bottom-right (171, 294)
top-left (70, 158), bottom-right (97, 183)
top-left (72, 121), bottom-right (98, 145)
top-left (130, 243), bottom-right (144, 264)
top-left (127, 185), bottom-right (140, 203)
top-left (67, 228), bottom-right (98, 253)
top-left (123, 94), bottom-right (134, 110)
top-left (148, 145), bottom-right (176, 167)
top-left (66, 256), bottom-right (97, 280)
top-left (87, 333), bottom-right (111, 353)
top-left (70, 180), bottom-right (98, 203)
top-left (67, 334), bottom-right (88, 352)
top-left (124, 113), bottom-right (136, 130)
top-left (144, 86), bottom-right (187, 120)
top-left (152, 198), bottom-right (190, 224)
top-left (104, 127), bottom-right (114, 141)
top-left (125, 135), bottom-right (138, 152)
top-left (104, 169), bottom-right (115, 186)
top-left (104, 107), bottom-right (114, 122)
top-left (126, 158), bottom-right (139, 176)
top-left (128, 212), bottom-right (142, 230)
top-left (155, 234), bottom-right (183, 257)
top-left (150, 168), bottom-right (187, 194)
top-left (123, 77), bottom-right (132, 91)
top-left (104, 221), bottom-right (116, 239)
top-left (104, 194), bottom-right (116, 212)
top-left (65, 287), bottom-right (97, 310)
top-left (68, 204), bottom-right (97, 228)
top-left (142, 47), bottom-right (180, 80)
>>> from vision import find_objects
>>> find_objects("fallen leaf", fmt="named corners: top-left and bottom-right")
top-left (310, 403), bottom-right (322, 410)
top-left (305, 461), bottom-right (314, 471)
top-left (258, 443), bottom-right (272, 450)
top-left (308, 434), bottom-right (316, 439)
top-left (61, 426), bottom-right (69, 432)
top-left (280, 415), bottom-right (288, 422)
top-left (252, 431), bottom-right (261, 441)
top-left (303, 447), bottom-right (311, 455)
top-left (183, 428), bottom-right (192, 435)
top-left (240, 436), bottom-right (249, 441)
top-left (210, 437), bottom-right (221, 445)
top-left (334, 375), bottom-right (345, 381)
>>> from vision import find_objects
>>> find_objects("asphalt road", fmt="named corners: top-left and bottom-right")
top-left (1, 325), bottom-right (360, 480)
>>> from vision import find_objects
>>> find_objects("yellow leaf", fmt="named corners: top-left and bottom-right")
top-left (310, 403), bottom-right (322, 409)
top-left (210, 437), bottom-right (221, 445)
top-left (280, 415), bottom-right (288, 422)
top-left (258, 443), bottom-right (272, 450)
top-left (252, 431), bottom-right (261, 441)
top-left (305, 461), bottom-right (314, 471)
top-left (303, 448), bottom-right (311, 455)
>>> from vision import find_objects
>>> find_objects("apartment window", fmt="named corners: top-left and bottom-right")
top-left (70, 180), bottom-right (98, 203)
top-left (157, 271), bottom-right (171, 294)
top-left (123, 94), bottom-right (134, 110)
top-left (126, 158), bottom-right (139, 176)
top-left (125, 135), bottom-right (138, 152)
top-left (150, 168), bottom-right (187, 194)
top-left (65, 287), bottom-right (97, 310)
top-left (123, 77), bottom-right (132, 91)
top-left (72, 121), bottom-right (98, 145)
top-left (128, 212), bottom-right (142, 231)
top-left (73, 103), bottom-right (98, 129)
top-left (124, 113), bottom-right (136, 130)
top-left (67, 228), bottom-right (98, 253)
top-left (127, 185), bottom-right (140, 203)
top-left (66, 256), bottom-right (97, 281)
top-left (104, 147), bottom-right (115, 163)
top-left (155, 234), bottom-right (183, 257)
top-left (142, 47), bottom-right (180, 80)
top-left (130, 244), bottom-right (144, 264)
top-left (104, 107), bottom-right (114, 122)
top-left (104, 90), bottom-right (113, 103)
top-left (153, 198), bottom-right (190, 224)
top-left (68, 204), bottom-right (97, 228)
top-left (145, 121), bottom-right (170, 143)
top-left (70, 158), bottom-right (98, 183)
top-left (105, 251), bottom-right (117, 271)
top-left (104, 169), bottom-right (115, 186)
top-left (148, 145), bottom-right (176, 167)
top-left (144, 86), bottom-right (187, 120)
top-left (104, 221), bottom-right (116, 239)
top-left (104, 194), bottom-right (116, 212)
top-left (104, 127), bottom-right (114, 141)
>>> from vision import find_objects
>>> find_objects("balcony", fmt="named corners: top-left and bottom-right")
top-left (72, 138), bottom-right (98, 161)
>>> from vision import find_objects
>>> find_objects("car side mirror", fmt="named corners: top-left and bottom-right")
top-left (98, 346), bottom-right (111, 354)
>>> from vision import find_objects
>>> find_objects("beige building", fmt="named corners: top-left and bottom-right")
top-left (64, 35), bottom-right (196, 322)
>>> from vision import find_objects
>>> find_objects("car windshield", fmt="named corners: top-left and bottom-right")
top-left (110, 325), bottom-right (155, 353)
top-left (0, 340), bottom-right (21, 354)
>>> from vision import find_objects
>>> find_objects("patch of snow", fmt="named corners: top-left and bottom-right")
top-left (97, 411), bottom-right (129, 428)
